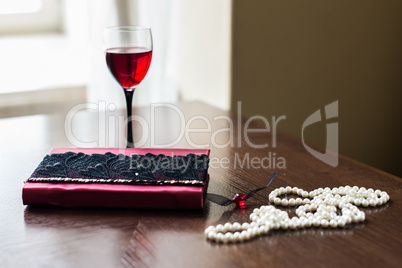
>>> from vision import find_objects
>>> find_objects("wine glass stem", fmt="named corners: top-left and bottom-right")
top-left (124, 89), bottom-right (135, 148)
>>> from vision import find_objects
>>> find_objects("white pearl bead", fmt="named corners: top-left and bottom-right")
top-left (239, 231), bottom-right (247, 241)
top-left (245, 230), bottom-right (252, 239)
top-left (216, 224), bottom-right (224, 233)
top-left (337, 219), bottom-right (346, 227)
top-left (223, 233), bottom-right (232, 243)
top-left (224, 223), bottom-right (232, 231)
top-left (251, 227), bottom-right (259, 237)
top-left (298, 211), bottom-right (306, 217)
top-left (329, 220), bottom-right (337, 228)
top-left (289, 198), bottom-right (296, 206)
top-left (297, 189), bottom-right (303, 195)
top-left (208, 232), bottom-right (216, 240)
top-left (233, 232), bottom-right (240, 242)
top-left (354, 199), bottom-right (362, 206)
top-left (242, 223), bottom-right (250, 230)
top-left (296, 219), bottom-right (304, 228)
top-left (232, 222), bottom-right (241, 230)
top-left (289, 221), bottom-right (296, 229)
top-left (258, 226), bottom-right (266, 235)
top-left (216, 233), bottom-right (224, 242)
top-left (204, 226), bottom-right (214, 235)
top-left (256, 219), bottom-right (264, 226)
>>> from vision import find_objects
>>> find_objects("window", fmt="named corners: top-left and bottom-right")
top-left (0, 0), bottom-right (62, 35)
top-left (0, 0), bottom-right (86, 107)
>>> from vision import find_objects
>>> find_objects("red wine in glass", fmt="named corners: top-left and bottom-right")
top-left (106, 47), bottom-right (152, 89)
top-left (104, 26), bottom-right (153, 148)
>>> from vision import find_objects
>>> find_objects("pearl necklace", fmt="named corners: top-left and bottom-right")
top-left (204, 185), bottom-right (390, 243)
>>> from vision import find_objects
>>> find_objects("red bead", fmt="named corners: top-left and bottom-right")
top-left (233, 193), bottom-right (246, 208)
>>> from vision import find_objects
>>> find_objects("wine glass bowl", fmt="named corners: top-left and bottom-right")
top-left (104, 26), bottom-right (153, 148)
top-left (106, 48), bottom-right (152, 89)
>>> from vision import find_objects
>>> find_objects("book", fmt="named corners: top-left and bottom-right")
top-left (22, 148), bottom-right (210, 210)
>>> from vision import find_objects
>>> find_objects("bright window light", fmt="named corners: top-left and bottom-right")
top-left (0, 0), bottom-right (42, 14)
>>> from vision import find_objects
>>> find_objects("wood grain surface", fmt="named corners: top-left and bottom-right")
top-left (0, 101), bottom-right (401, 268)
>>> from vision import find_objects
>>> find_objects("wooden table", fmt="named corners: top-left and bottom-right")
top-left (0, 101), bottom-right (401, 267)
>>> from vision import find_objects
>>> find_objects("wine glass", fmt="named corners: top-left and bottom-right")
top-left (104, 26), bottom-right (153, 148)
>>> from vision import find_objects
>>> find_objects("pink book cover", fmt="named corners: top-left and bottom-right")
top-left (22, 148), bottom-right (210, 210)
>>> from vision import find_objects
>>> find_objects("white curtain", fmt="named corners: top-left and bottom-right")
top-left (86, 0), bottom-right (179, 109)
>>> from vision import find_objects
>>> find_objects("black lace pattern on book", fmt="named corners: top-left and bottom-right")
top-left (28, 152), bottom-right (209, 186)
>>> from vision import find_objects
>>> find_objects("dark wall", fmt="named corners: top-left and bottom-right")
top-left (231, 0), bottom-right (402, 176)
